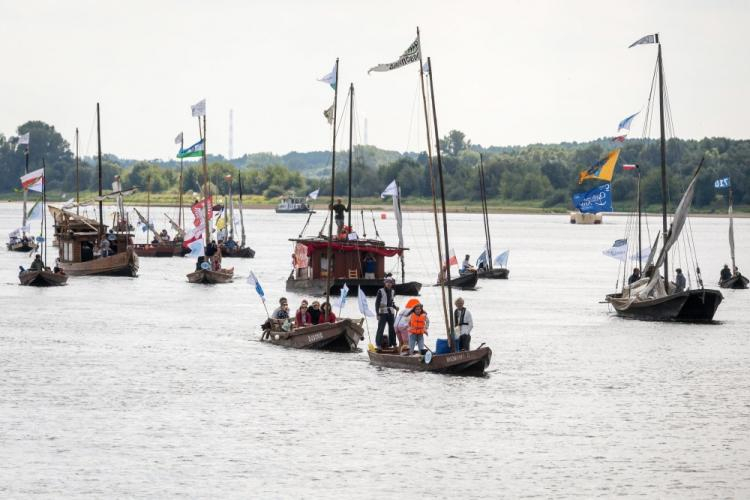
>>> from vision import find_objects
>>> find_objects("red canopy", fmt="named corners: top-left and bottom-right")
top-left (303, 240), bottom-right (402, 257)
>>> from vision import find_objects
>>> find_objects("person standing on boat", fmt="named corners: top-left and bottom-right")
top-left (408, 302), bottom-right (429, 354)
top-left (674, 268), bottom-right (686, 293)
top-left (375, 277), bottom-right (398, 348)
top-left (396, 298), bottom-right (419, 350)
top-left (99, 237), bottom-right (111, 257)
top-left (628, 267), bottom-right (641, 285)
top-left (363, 253), bottom-right (377, 279)
top-left (330, 198), bottom-right (349, 235)
top-left (720, 264), bottom-right (732, 282)
top-left (453, 297), bottom-right (473, 352)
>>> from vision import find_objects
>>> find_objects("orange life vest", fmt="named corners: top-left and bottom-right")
top-left (409, 312), bottom-right (427, 335)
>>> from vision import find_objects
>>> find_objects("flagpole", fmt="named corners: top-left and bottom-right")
top-left (22, 143), bottom-right (29, 237)
top-left (97, 102), bottom-right (103, 241)
top-left (178, 133), bottom-right (184, 228)
top-left (324, 58), bottom-right (340, 308)
top-left (146, 173), bottom-right (151, 244)
top-left (42, 158), bottom-right (47, 266)
top-left (637, 165), bottom-right (642, 268)
top-left (75, 127), bottom-right (80, 215)
top-left (416, 27), bottom-right (449, 334)
top-left (200, 114), bottom-right (210, 249)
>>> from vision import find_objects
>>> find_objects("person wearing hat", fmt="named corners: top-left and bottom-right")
top-left (408, 301), bottom-right (429, 354)
top-left (454, 297), bottom-right (473, 351)
top-left (674, 268), bottom-right (686, 293)
top-left (375, 277), bottom-right (398, 348)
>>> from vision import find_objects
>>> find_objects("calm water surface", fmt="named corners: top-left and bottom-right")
top-left (1, 202), bottom-right (748, 498)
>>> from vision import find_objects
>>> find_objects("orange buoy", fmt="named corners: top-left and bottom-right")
top-left (381, 213), bottom-right (387, 219)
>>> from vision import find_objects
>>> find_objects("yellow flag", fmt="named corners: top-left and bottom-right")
top-left (578, 149), bottom-right (620, 184)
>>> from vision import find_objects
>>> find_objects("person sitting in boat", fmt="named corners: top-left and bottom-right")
top-left (319, 302), bottom-right (336, 323)
top-left (21, 234), bottom-right (29, 246)
top-left (309, 301), bottom-right (322, 325)
top-left (224, 237), bottom-right (238, 251)
top-left (195, 256), bottom-right (206, 271)
top-left (674, 268), bottom-right (687, 293)
top-left (53, 258), bottom-right (65, 274)
top-left (460, 255), bottom-right (476, 275)
top-left (29, 254), bottom-right (44, 271)
top-left (720, 264), bottom-right (732, 282)
top-left (107, 230), bottom-right (118, 254)
top-left (295, 300), bottom-right (312, 327)
top-left (205, 240), bottom-right (218, 259)
top-left (211, 251), bottom-right (223, 272)
top-left (99, 237), bottom-right (111, 257)
top-left (151, 236), bottom-right (160, 244)
top-left (160, 229), bottom-right (170, 241)
top-left (454, 297), bottom-right (473, 352)
top-left (628, 267), bottom-right (641, 285)
top-left (363, 253), bottom-right (377, 279)
top-left (407, 301), bottom-right (429, 355)
top-left (271, 298), bottom-right (289, 320)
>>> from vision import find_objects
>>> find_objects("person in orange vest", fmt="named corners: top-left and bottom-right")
top-left (407, 301), bottom-right (430, 354)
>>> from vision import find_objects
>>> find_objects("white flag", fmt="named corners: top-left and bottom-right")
top-left (494, 250), bottom-right (510, 268)
top-left (246, 271), bottom-right (266, 302)
top-left (26, 201), bottom-right (42, 220)
top-left (318, 63), bottom-right (337, 90)
top-left (358, 287), bottom-right (375, 317)
top-left (17, 132), bottom-right (30, 145)
top-left (368, 37), bottom-right (421, 74)
top-left (174, 132), bottom-right (183, 144)
top-left (308, 189), bottom-right (319, 200)
top-left (191, 99), bottom-right (206, 117)
top-left (381, 179), bottom-right (398, 199)
top-left (337, 283), bottom-right (349, 310)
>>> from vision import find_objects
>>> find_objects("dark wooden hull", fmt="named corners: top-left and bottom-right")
top-left (435, 271), bottom-right (478, 290)
top-left (186, 268), bottom-right (234, 284)
top-left (262, 319), bottom-right (364, 352)
top-left (286, 277), bottom-right (422, 296)
top-left (7, 241), bottom-right (38, 252)
top-left (606, 289), bottom-right (723, 322)
top-left (367, 346), bottom-right (492, 376)
top-left (720, 275), bottom-right (749, 289)
top-left (477, 267), bottom-right (509, 279)
top-left (19, 270), bottom-right (68, 287)
top-left (133, 242), bottom-right (186, 257)
top-left (221, 246), bottom-right (255, 258)
top-left (275, 208), bottom-right (313, 214)
top-left (60, 248), bottom-right (139, 277)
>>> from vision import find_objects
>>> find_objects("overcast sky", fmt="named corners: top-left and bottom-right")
top-left (1, 0), bottom-right (748, 160)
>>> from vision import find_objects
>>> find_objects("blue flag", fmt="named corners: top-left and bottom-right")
top-left (715, 177), bottom-right (731, 189)
top-left (572, 183), bottom-right (613, 214)
top-left (246, 271), bottom-right (265, 302)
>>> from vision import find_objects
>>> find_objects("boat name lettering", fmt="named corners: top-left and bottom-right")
top-left (307, 332), bottom-right (324, 343)
top-left (446, 352), bottom-right (469, 363)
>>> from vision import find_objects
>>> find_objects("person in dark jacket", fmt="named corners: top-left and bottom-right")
top-left (309, 301), bottom-right (322, 324)
top-left (720, 264), bottom-right (732, 282)
top-left (329, 198), bottom-right (349, 235)
top-left (674, 268), bottom-right (686, 293)
top-left (375, 277), bottom-right (398, 348)
top-left (628, 267), bottom-right (641, 285)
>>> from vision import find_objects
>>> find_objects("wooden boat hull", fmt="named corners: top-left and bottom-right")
top-left (6, 241), bottom-right (38, 252)
top-left (287, 277), bottom-right (422, 296)
top-left (569, 212), bottom-right (603, 224)
top-left (18, 270), bottom-right (68, 287)
top-left (606, 289), bottom-right (723, 322)
top-left (435, 271), bottom-right (478, 290)
top-left (275, 208), bottom-right (313, 214)
top-left (222, 246), bottom-right (256, 258)
top-left (134, 242), bottom-right (186, 257)
top-left (262, 319), bottom-right (364, 352)
top-left (477, 267), bottom-right (509, 279)
top-left (186, 268), bottom-right (234, 284)
top-left (719, 275), bottom-right (749, 289)
top-left (60, 248), bottom-right (139, 277)
top-left (367, 346), bottom-right (492, 376)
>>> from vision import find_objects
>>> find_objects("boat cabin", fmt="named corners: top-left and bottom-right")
top-left (50, 207), bottom-right (134, 264)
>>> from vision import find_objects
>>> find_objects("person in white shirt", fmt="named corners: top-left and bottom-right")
top-left (460, 255), bottom-right (475, 275)
top-left (453, 297), bottom-right (473, 351)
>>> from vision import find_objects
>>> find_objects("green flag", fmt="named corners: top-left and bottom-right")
top-left (177, 139), bottom-right (204, 158)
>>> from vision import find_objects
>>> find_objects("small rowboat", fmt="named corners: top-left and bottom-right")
top-left (261, 318), bottom-right (364, 352)
top-left (19, 269), bottom-right (69, 287)
top-left (367, 345), bottom-right (492, 376)
top-left (477, 267), bottom-right (509, 279)
top-left (719, 274), bottom-right (749, 289)
top-left (435, 270), bottom-right (478, 290)
top-left (186, 267), bottom-right (234, 284)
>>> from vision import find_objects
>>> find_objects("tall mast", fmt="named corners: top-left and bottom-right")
top-left (656, 35), bottom-right (669, 285)
top-left (417, 28), bottom-right (449, 332)
top-left (729, 185), bottom-right (736, 273)
top-left (347, 83), bottom-right (354, 229)
top-left (228, 176), bottom-right (234, 241)
top-left (324, 59), bottom-right (340, 306)
top-left (479, 154), bottom-right (492, 269)
top-left (637, 165), bottom-right (642, 268)
top-left (42, 158), bottom-right (47, 265)
top-left (238, 172), bottom-right (246, 247)
top-left (397, 180), bottom-right (405, 283)
top-left (201, 114), bottom-right (210, 248)
top-left (427, 57), bottom-right (455, 348)
top-left (97, 102), bottom-right (103, 240)
top-left (75, 128), bottom-right (80, 215)
top-left (146, 173), bottom-right (151, 243)
top-left (22, 139), bottom-right (29, 233)
top-left (178, 133), bottom-right (184, 228)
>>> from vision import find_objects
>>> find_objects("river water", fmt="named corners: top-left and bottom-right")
top-left (1, 202), bottom-right (748, 498)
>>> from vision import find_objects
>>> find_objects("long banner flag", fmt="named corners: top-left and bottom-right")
top-left (368, 37), bottom-right (420, 74)
top-left (572, 183), bottom-right (613, 214)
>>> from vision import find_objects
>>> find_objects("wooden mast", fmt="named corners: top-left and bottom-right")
top-left (417, 28), bottom-right (449, 333)
top-left (96, 102), bottom-right (103, 241)
top-left (22, 137), bottom-right (29, 236)
top-left (479, 153), bottom-right (492, 270)
top-left (324, 59), bottom-right (340, 306)
top-left (427, 57), bottom-right (456, 349)
top-left (637, 164), bottom-right (642, 268)
top-left (146, 173), bottom-right (151, 243)
top-left (347, 83), bottom-right (354, 229)
top-left (238, 172), bottom-right (246, 248)
top-left (397, 180), bottom-right (405, 283)
top-left (200, 114), bottom-right (209, 249)
top-left (178, 133), bottom-right (184, 228)
top-left (42, 158), bottom-right (47, 266)
top-left (656, 35), bottom-right (669, 286)
top-left (729, 185), bottom-right (736, 274)
top-left (75, 128), bottom-right (80, 215)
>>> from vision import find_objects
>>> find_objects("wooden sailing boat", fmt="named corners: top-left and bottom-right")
top-left (19, 159), bottom-right (68, 286)
top-left (476, 153), bottom-right (509, 280)
top-left (133, 174), bottom-right (185, 257)
top-left (604, 35), bottom-right (722, 322)
top-left (219, 173), bottom-right (255, 258)
top-left (719, 184), bottom-right (748, 289)
top-left (263, 60), bottom-right (364, 351)
top-left (185, 100), bottom-right (234, 284)
top-left (286, 81), bottom-right (420, 297)
top-left (7, 135), bottom-right (39, 253)
top-left (50, 104), bottom-right (139, 277)
top-left (366, 35), bottom-right (491, 375)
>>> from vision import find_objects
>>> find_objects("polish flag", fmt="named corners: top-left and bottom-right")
top-left (623, 164), bottom-right (637, 170)
top-left (448, 248), bottom-right (458, 267)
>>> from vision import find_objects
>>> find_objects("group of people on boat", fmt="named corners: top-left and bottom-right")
top-left (375, 277), bottom-right (473, 355)
top-left (720, 264), bottom-right (743, 282)
top-left (195, 240), bottom-right (225, 272)
top-left (266, 297), bottom-right (337, 331)
top-left (19, 255), bottom-right (65, 275)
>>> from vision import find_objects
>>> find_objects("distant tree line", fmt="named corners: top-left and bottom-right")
top-left (1, 121), bottom-right (748, 210)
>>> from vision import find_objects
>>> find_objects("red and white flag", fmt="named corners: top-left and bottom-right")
top-left (448, 248), bottom-right (458, 267)
top-left (623, 164), bottom-right (637, 170)
top-left (190, 196), bottom-right (213, 227)
top-left (20, 168), bottom-right (44, 192)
